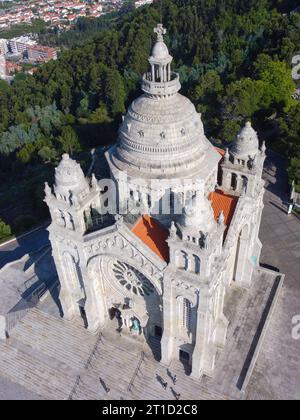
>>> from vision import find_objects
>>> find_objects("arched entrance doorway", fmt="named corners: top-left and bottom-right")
top-left (88, 256), bottom-right (163, 359)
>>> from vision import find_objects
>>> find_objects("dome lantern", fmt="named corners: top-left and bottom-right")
top-left (141, 24), bottom-right (181, 97)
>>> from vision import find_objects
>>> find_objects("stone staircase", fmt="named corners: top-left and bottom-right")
top-left (0, 308), bottom-right (97, 400)
top-left (0, 308), bottom-right (231, 400)
top-left (126, 355), bottom-right (228, 401)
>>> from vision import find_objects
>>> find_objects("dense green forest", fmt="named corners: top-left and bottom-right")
top-left (0, 0), bottom-right (300, 239)
top-left (38, 2), bottom-right (137, 48)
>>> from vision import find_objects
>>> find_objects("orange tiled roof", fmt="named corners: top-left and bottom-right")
top-left (209, 190), bottom-right (238, 235)
top-left (131, 215), bottom-right (169, 263)
top-left (215, 147), bottom-right (226, 157)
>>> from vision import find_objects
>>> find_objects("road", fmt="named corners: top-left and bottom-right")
top-left (0, 227), bottom-right (50, 270)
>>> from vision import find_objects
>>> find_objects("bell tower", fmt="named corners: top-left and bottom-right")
top-left (161, 191), bottom-right (229, 378)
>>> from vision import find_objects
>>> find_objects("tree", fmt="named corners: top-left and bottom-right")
top-left (254, 54), bottom-right (296, 112)
top-left (219, 120), bottom-right (241, 143)
top-left (57, 125), bottom-right (81, 155)
top-left (38, 146), bottom-right (57, 162)
top-left (89, 106), bottom-right (112, 124)
top-left (0, 219), bottom-right (11, 241)
top-left (103, 69), bottom-right (126, 117)
top-left (287, 157), bottom-right (300, 187)
top-left (221, 78), bottom-right (266, 121)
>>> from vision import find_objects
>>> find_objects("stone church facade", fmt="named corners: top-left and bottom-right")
top-left (45, 25), bottom-right (267, 379)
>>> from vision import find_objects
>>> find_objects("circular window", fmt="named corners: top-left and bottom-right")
top-left (112, 261), bottom-right (155, 297)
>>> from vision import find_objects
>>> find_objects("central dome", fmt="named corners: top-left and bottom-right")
top-left (109, 94), bottom-right (217, 179)
top-left (107, 24), bottom-right (220, 180)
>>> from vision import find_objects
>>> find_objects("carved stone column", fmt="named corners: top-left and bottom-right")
top-left (160, 278), bottom-right (175, 364)
top-left (84, 264), bottom-right (107, 333)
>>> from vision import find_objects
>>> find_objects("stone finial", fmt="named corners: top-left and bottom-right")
top-left (44, 182), bottom-right (52, 198)
top-left (218, 211), bottom-right (225, 225)
top-left (290, 180), bottom-right (296, 201)
top-left (91, 173), bottom-right (98, 190)
top-left (115, 214), bottom-right (124, 226)
top-left (169, 221), bottom-right (177, 238)
top-left (202, 232), bottom-right (210, 250)
top-left (241, 183), bottom-right (247, 197)
top-left (154, 23), bottom-right (167, 42)
top-left (225, 148), bottom-right (229, 160)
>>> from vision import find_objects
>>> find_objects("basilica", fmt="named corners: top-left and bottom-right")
top-left (45, 25), bottom-right (267, 379)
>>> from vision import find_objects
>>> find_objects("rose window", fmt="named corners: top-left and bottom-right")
top-left (112, 261), bottom-right (155, 296)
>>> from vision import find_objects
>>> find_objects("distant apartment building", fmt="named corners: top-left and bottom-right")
top-left (135, 0), bottom-right (153, 8)
top-left (9, 36), bottom-right (37, 55)
top-left (27, 45), bottom-right (57, 63)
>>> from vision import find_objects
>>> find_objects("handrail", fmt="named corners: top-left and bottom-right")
top-left (127, 349), bottom-right (147, 392)
top-left (67, 331), bottom-right (104, 400)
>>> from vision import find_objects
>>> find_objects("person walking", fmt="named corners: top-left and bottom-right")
top-left (173, 374), bottom-right (177, 385)
top-left (162, 381), bottom-right (168, 390)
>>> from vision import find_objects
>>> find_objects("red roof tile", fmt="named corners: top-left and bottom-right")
top-left (131, 215), bottom-right (169, 262)
top-left (209, 190), bottom-right (239, 236)
top-left (215, 147), bottom-right (226, 157)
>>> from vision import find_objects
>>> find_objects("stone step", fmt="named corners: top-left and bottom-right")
top-left (0, 340), bottom-right (76, 400)
top-left (11, 309), bottom-right (98, 370)
top-left (0, 306), bottom-right (232, 400)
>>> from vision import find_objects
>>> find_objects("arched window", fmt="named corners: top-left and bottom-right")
top-left (169, 190), bottom-right (174, 212)
top-left (194, 255), bottom-right (201, 274)
top-left (182, 298), bottom-right (192, 330)
top-left (241, 176), bottom-right (248, 193)
top-left (231, 173), bottom-right (238, 191)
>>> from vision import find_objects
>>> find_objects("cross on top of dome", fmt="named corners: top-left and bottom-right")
top-left (141, 24), bottom-right (181, 96)
top-left (154, 23), bottom-right (167, 42)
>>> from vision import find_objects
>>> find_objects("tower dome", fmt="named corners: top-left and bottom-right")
top-left (107, 24), bottom-right (220, 181)
top-left (231, 121), bottom-right (259, 159)
top-left (54, 154), bottom-right (89, 198)
top-left (180, 192), bottom-right (216, 232)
